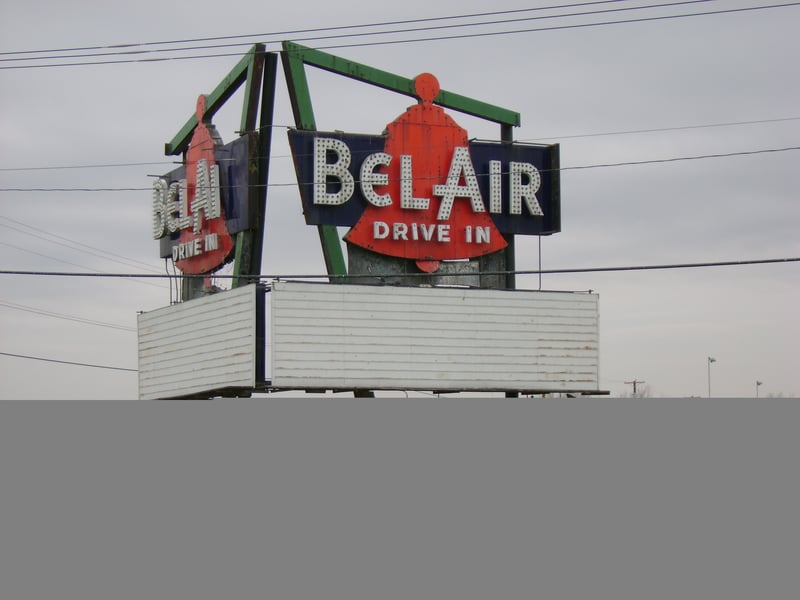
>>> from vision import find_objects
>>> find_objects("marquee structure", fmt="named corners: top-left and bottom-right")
top-left (140, 43), bottom-right (602, 399)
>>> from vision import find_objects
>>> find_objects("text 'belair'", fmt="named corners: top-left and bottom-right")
top-left (288, 73), bottom-right (561, 270)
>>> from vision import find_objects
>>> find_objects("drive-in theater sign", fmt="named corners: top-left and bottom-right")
top-left (288, 72), bottom-right (560, 273)
top-left (151, 99), bottom-right (259, 280)
top-left (137, 42), bottom-right (602, 400)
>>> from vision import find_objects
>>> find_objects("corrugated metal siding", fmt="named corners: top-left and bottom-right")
top-left (138, 285), bottom-right (259, 399)
top-left (270, 281), bottom-right (599, 392)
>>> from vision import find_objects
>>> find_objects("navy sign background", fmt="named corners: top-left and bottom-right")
top-left (288, 130), bottom-right (561, 236)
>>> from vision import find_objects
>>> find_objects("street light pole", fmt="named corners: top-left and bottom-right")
top-left (756, 380), bottom-right (763, 398)
top-left (707, 357), bottom-right (716, 398)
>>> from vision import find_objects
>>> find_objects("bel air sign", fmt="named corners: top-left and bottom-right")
top-left (289, 73), bottom-right (560, 271)
top-left (152, 95), bottom-right (258, 275)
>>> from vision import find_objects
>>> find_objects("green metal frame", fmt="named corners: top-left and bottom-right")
top-left (165, 41), bottom-right (524, 295)
top-left (282, 41), bottom-right (520, 126)
top-left (165, 44), bottom-right (275, 298)
top-left (166, 44), bottom-right (267, 156)
top-left (281, 41), bottom-right (522, 284)
top-left (281, 45), bottom-right (347, 279)
top-left (232, 52), bottom-right (277, 289)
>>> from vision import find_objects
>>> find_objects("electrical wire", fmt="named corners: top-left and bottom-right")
top-left (3, 257), bottom-right (798, 375)
top-left (0, 152), bottom-right (276, 173)
top-left (2, 2), bottom-right (798, 70)
top-left (0, 217), bottom-right (162, 274)
top-left (559, 146), bottom-right (800, 170)
top-left (0, 240), bottom-right (113, 272)
top-left (0, 187), bottom-right (153, 192)
top-left (0, 257), bottom-right (797, 280)
top-left (0, 300), bottom-right (136, 332)
top-left (0, 161), bottom-right (178, 172)
top-left (0, 115), bottom-right (797, 174)
top-left (2, 255), bottom-right (796, 376)
top-left (0, 351), bottom-right (137, 373)
top-left (1, 145), bottom-right (797, 193)
top-left (0, 1), bottom-right (719, 64)
top-left (0, 241), bottom-right (166, 289)
top-left (319, 1), bottom-right (800, 52)
top-left (0, 1), bottom-right (632, 56)
top-left (522, 116), bottom-right (800, 142)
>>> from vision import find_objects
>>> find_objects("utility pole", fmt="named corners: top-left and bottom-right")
top-left (625, 379), bottom-right (646, 396)
top-left (708, 357), bottom-right (716, 398)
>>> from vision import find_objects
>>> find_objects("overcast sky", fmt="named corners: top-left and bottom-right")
top-left (1, 0), bottom-right (798, 399)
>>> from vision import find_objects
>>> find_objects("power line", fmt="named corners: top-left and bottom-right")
top-left (0, 154), bottom-right (278, 173)
top-left (0, 50), bottom-right (248, 70)
top-left (0, 351), bottom-right (137, 373)
top-left (527, 257), bottom-right (800, 275)
top-left (0, 300), bottom-right (136, 332)
top-left (0, 0), bottom-right (630, 56)
top-left (0, 240), bottom-right (111, 272)
top-left (0, 145), bottom-right (293, 173)
top-left (0, 187), bottom-right (151, 192)
top-left (319, 2), bottom-right (800, 52)
top-left (3, 2), bottom-right (797, 69)
top-left (3, 257), bottom-right (797, 375)
top-left (0, 217), bottom-right (162, 274)
top-left (2, 145), bottom-right (797, 193)
top-left (288, 0), bottom-right (721, 50)
top-left (0, 161), bottom-right (177, 172)
top-left (0, 257), bottom-right (797, 280)
top-left (0, 241), bottom-right (166, 289)
top-left (625, 379), bottom-right (646, 395)
top-left (0, 1), bottom-right (718, 64)
top-left (522, 115), bottom-right (800, 141)
top-left (560, 145), bottom-right (800, 170)
top-left (0, 115), bottom-right (797, 174)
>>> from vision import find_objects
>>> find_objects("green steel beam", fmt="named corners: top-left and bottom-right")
top-left (165, 44), bottom-right (265, 156)
top-left (282, 41), bottom-right (520, 127)
top-left (281, 50), bottom-right (317, 131)
top-left (233, 53), bottom-right (278, 288)
top-left (240, 48), bottom-right (266, 135)
top-left (249, 51), bottom-right (278, 281)
top-left (162, 44), bottom-right (272, 299)
top-left (317, 224), bottom-right (348, 280)
top-left (281, 47), bottom-right (348, 280)
top-left (232, 49), bottom-right (267, 288)
top-left (279, 40), bottom-right (523, 282)
top-left (501, 123), bottom-right (516, 290)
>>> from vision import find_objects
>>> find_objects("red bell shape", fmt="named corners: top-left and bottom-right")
top-left (345, 74), bottom-right (506, 273)
top-left (175, 95), bottom-right (234, 274)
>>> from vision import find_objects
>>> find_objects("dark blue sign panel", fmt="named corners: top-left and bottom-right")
top-left (157, 134), bottom-right (256, 259)
top-left (288, 129), bottom-right (560, 236)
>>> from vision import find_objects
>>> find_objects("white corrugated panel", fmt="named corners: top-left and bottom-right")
top-left (270, 281), bottom-right (599, 393)
top-left (138, 285), bottom-right (260, 400)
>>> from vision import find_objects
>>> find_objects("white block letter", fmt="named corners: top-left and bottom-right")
top-left (360, 152), bottom-right (392, 207)
top-left (314, 137), bottom-right (354, 206)
top-left (399, 155), bottom-right (430, 210)
top-left (191, 160), bottom-right (222, 232)
top-left (433, 147), bottom-right (485, 220)
top-left (509, 162), bottom-right (543, 216)
top-left (489, 160), bottom-right (502, 213)
top-left (393, 222), bottom-right (409, 241)
top-left (152, 178), bottom-right (168, 238)
top-left (373, 221), bottom-right (389, 239)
